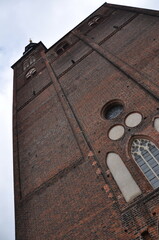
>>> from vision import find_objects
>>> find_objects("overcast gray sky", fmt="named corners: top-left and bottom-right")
top-left (1, 1), bottom-right (159, 240)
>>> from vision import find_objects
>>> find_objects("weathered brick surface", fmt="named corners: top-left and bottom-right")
top-left (102, 13), bottom-right (159, 86)
top-left (16, 68), bottom-right (51, 110)
top-left (46, 34), bottom-right (78, 62)
top-left (59, 50), bottom-right (159, 196)
top-left (86, 10), bottom-right (136, 43)
top-left (51, 40), bottom-right (91, 77)
top-left (12, 3), bottom-right (159, 240)
top-left (17, 85), bottom-right (82, 197)
top-left (16, 161), bottom-right (130, 240)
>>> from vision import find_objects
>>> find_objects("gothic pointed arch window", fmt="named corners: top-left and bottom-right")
top-left (131, 138), bottom-right (159, 189)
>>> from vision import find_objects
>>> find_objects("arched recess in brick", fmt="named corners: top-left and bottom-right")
top-left (107, 152), bottom-right (141, 202)
top-left (131, 138), bottom-right (159, 189)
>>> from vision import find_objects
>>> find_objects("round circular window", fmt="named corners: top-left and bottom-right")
top-left (101, 101), bottom-right (124, 120)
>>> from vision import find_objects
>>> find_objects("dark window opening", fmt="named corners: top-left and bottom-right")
top-left (101, 101), bottom-right (124, 120)
top-left (56, 48), bottom-right (64, 55)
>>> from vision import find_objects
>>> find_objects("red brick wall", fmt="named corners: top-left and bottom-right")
top-left (13, 4), bottom-right (159, 240)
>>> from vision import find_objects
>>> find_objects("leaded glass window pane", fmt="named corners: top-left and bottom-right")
top-left (131, 138), bottom-right (159, 189)
top-left (104, 104), bottom-right (123, 119)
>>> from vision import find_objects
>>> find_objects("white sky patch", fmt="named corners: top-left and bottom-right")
top-left (0, 1), bottom-right (159, 239)
top-left (0, 79), bottom-right (14, 240)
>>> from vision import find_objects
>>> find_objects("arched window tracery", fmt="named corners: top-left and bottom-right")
top-left (131, 138), bottom-right (159, 189)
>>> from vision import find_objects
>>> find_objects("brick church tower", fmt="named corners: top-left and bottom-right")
top-left (12, 3), bottom-right (159, 240)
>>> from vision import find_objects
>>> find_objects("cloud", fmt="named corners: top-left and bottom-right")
top-left (109, 0), bottom-right (159, 9)
top-left (0, 79), bottom-right (14, 240)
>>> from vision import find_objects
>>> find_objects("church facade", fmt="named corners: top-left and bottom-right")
top-left (12, 3), bottom-right (159, 239)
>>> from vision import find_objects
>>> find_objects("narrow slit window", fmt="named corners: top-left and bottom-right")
top-left (131, 138), bottom-right (159, 189)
